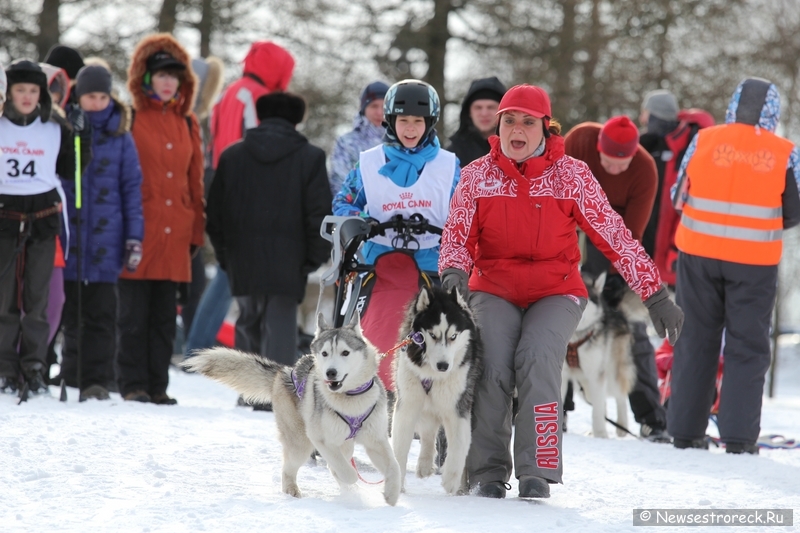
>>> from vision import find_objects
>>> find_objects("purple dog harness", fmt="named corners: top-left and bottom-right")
top-left (290, 370), bottom-right (377, 440)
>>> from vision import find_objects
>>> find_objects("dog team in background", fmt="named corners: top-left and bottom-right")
top-left (2, 31), bottom-right (799, 502)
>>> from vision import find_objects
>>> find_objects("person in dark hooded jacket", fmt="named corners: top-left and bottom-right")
top-left (669, 77), bottom-right (800, 454)
top-left (446, 77), bottom-right (506, 165)
top-left (206, 92), bottom-right (331, 366)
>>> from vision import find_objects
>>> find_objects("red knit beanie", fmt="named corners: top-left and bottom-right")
top-left (598, 115), bottom-right (639, 158)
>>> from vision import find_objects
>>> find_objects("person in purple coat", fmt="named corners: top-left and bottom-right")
top-left (59, 65), bottom-right (144, 401)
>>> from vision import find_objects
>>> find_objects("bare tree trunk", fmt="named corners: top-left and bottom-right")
top-left (578, 0), bottom-right (602, 122)
top-left (158, 0), bottom-right (180, 33)
top-left (551, 0), bottom-right (576, 123)
top-left (198, 0), bottom-right (214, 57)
top-left (424, 0), bottom-right (451, 110)
top-left (37, 0), bottom-right (60, 61)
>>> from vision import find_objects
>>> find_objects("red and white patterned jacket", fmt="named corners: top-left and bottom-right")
top-left (438, 152), bottom-right (663, 308)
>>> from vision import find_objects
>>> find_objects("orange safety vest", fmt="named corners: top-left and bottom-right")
top-left (675, 123), bottom-right (794, 266)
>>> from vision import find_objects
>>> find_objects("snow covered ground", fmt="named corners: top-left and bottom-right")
top-left (2, 339), bottom-right (799, 533)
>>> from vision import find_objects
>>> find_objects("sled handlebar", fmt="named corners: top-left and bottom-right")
top-left (368, 214), bottom-right (443, 239)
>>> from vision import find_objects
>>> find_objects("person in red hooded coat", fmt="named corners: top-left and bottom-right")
top-left (209, 41), bottom-right (295, 169)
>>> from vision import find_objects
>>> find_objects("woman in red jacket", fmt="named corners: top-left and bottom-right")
top-left (438, 85), bottom-right (684, 499)
top-left (118, 34), bottom-right (204, 404)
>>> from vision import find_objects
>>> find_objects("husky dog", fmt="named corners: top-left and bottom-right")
top-left (183, 314), bottom-right (401, 506)
top-left (561, 272), bottom-right (637, 438)
top-left (392, 286), bottom-right (483, 495)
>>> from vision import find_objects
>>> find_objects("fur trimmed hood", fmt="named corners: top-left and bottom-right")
top-left (127, 33), bottom-right (197, 116)
top-left (192, 56), bottom-right (224, 119)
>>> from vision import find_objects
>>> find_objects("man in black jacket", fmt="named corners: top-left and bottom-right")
top-left (446, 77), bottom-right (506, 166)
top-left (206, 92), bottom-right (332, 366)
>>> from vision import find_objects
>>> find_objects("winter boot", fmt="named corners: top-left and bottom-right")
top-left (725, 442), bottom-right (759, 455)
top-left (150, 393), bottom-right (178, 405)
top-left (640, 423), bottom-right (672, 443)
top-left (80, 385), bottom-right (110, 401)
top-left (519, 475), bottom-right (550, 499)
top-left (1, 375), bottom-right (19, 394)
top-left (124, 390), bottom-right (151, 402)
top-left (24, 369), bottom-right (49, 395)
top-left (474, 481), bottom-right (510, 499)
top-left (673, 437), bottom-right (709, 450)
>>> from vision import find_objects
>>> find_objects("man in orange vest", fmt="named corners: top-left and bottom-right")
top-left (669, 77), bottom-right (800, 454)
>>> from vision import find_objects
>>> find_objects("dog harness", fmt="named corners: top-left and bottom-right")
top-left (290, 370), bottom-right (378, 440)
top-left (565, 330), bottom-right (594, 369)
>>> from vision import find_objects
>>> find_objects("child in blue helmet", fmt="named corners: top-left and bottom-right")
top-left (332, 79), bottom-right (461, 273)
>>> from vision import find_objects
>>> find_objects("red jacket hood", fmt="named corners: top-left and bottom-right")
top-left (242, 41), bottom-right (295, 92)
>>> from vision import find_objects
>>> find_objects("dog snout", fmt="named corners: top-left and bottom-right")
top-left (436, 362), bottom-right (449, 372)
top-left (326, 368), bottom-right (338, 380)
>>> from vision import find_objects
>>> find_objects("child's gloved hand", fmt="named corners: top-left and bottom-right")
top-left (124, 240), bottom-right (143, 272)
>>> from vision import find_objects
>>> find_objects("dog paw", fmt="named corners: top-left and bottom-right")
top-left (616, 427), bottom-right (628, 438)
top-left (416, 462), bottom-right (435, 478)
top-left (441, 472), bottom-right (461, 495)
top-left (283, 484), bottom-right (302, 498)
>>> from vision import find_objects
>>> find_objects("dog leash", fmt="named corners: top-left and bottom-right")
top-left (379, 331), bottom-right (425, 360)
top-left (349, 457), bottom-right (385, 485)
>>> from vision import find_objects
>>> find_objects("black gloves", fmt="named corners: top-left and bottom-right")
top-left (441, 268), bottom-right (470, 301)
top-left (644, 287), bottom-right (684, 345)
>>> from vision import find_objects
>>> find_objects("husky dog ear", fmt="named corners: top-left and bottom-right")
top-left (415, 286), bottom-right (432, 313)
top-left (451, 287), bottom-right (470, 311)
top-left (316, 313), bottom-right (330, 334)
top-left (347, 310), bottom-right (362, 330)
top-left (594, 271), bottom-right (608, 293)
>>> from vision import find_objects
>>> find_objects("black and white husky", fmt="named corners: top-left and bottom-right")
top-left (561, 272), bottom-right (637, 438)
top-left (392, 286), bottom-right (483, 495)
top-left (183, 314), bottom-right (401, 506)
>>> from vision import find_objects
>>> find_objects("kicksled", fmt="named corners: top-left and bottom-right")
top-left (657, 340), bottom-right (798, 451)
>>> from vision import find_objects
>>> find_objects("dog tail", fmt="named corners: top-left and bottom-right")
top-left (182, 347), bottom-right (283, 404)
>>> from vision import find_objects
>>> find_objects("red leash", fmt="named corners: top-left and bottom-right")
top-left (350, 458), bottom-right (385, 485)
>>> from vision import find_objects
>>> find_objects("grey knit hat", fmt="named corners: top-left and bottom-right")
top-left (75, 65), bottom-right (112, 97)
top-left (642, 89), bottom-right (679, 121)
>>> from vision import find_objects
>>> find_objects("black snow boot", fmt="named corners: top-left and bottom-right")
top-left (519, 475), bottom-right (550, 499)
top-left (1, 375), bottom-right (19, 394)
top-left (474, 481), bottom-right (510, 499)
top-left (725, 442), bottom-right (759, 455)
top-left (24, 369), bottom-right (49, 395)
top-left (673, 437), bottom-right (709, 450)
top-left (640, 423), bottom-right (672, 443)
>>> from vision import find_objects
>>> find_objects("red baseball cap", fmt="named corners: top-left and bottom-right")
top-left (598, 115), bottom-right (639, 158)
top-left (496, 84), bottom-right (552, 118)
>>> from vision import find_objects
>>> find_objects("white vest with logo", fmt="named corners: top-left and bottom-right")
top-left (359, 144), bottom-right (454, 249)
top-left (0, 116), bottom-right (62, 195)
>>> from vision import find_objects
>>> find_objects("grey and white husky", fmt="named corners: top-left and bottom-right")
top-left (392, 286), bottom-right (483, 495)
top-left (561, 272), bottom-right (637, 438)
top-left (183, 314), bottom-right (401, 506)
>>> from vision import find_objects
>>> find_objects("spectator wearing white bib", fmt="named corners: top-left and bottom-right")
top-left (0, 60), bottom-right (81, 396)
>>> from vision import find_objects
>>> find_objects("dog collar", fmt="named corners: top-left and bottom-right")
top-left (408, 331), bottom-right (426, 351)
top-left (345, 378), bottom-right (375, 396)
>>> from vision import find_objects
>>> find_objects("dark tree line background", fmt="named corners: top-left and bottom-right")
top-left (3, 0), bottom-right (800, 334)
